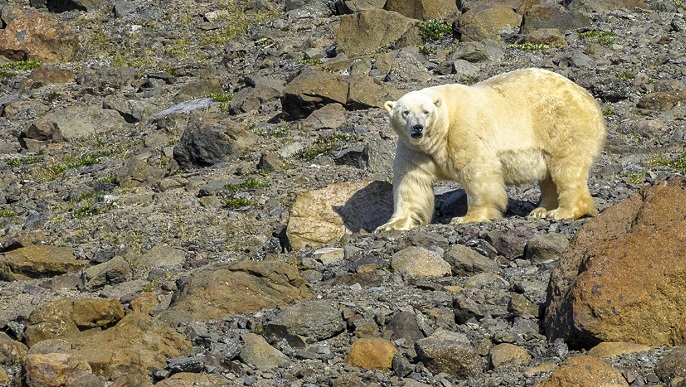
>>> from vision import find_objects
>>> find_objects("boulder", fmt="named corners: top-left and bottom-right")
top-left (390, 246), bottom-right (452, 277)
top-left (264, 301), bottom-right (345, 346)
top-left (286, 180), bottom-right (393, 249)
top-left (534, 355), bottom-right (628, 387)
top-left (521, 2), bottom-right (591, 34)
top-left (281, 70), bottom-right (348, 121)
top-left (489, 343), bottom-right (531, 369)
top-left (161, 261), bottom-right (313, 324)
top-left (586, 342), bottom-right (652, 358)
top-left (444, 244), bottom-right (498, 275)
top-left (24, 353), bottom-right (105, 387)
top-left (0, 7), bottom-right (79, 62)
top-left (346, 337), bottom-right (398, 370)
top-left (239, 333), bottom-right (289, 369)
top-left (0, 332), bottom-right (28, 364)
top-left (0, 245), bottom-right (87, 281)
top-left (173, 114), bottom-right (257, 168)
top-left (36, 105), bottom-right (128, 141)
top-left (457, 3), bottom-right (522, 41)
top-left (333, 9), bottom-right (420, 56)
top-left (545, 177), bottom-right (686, 348)
top-left (385, 0), bottom-right (458, 20)
top-left (415, 329), bottom-right (482, 378)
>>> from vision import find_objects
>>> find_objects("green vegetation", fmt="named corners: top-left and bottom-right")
top-left (255, 126), bottom-right (289, 138)
top-left (225, 177), bottom-right (270, 193)
top-left (601, 107), bottom-right (614, 116)
top-left (205, 93), bottom-right (234, 103)
top-left (297, 133), bottom-right (356, 161)
top-left (0, 209), bottom-right (17, 218)
top-left (507, 43), bottom-right (551, 51)
top-left (675, 0), bottom-right (685, 9)
top-left (419, 45), bottom-right (437, 57)
top-left (650, 153), bottom-right (686, 172)
top-left (48, 153), bottom-right (103, 177)
top-left (221, 196), bottom-right (253, 208)
top-left (417, 20), bottom-right (453, 41)
top-left (73, 203), bottom-right (100, 219)
top-left (616, 70), bottom-right (635, 81)
top-left (1, 60), bottom-right (42, 71)
top-left (4, 156), bottom-right (41, 168)
top-left (299, 58), bottom-right (323, 66)
top-left (221, 177), bottom-right (270, 208)
top-left (579, 30), bottom-right (615, 45)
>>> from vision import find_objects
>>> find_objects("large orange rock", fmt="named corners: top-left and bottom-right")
top-left (545, 177), bottom-right (686, 348)
top-left (0, 7), bottom-right (79, 62)
top-left (534, 355), bottom-right (628, 387)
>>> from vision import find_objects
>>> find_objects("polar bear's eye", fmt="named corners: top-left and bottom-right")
top-left (402, 110), bottom-right (409, 117)
top-left (423, 110), bottom-right (430, 116)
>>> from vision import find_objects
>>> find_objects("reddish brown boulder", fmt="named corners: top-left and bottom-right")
top-left (545, 177), bottom-right (686, 348)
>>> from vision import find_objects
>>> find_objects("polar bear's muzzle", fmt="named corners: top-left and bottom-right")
top-left (411, 124), bottom-right (424, 139)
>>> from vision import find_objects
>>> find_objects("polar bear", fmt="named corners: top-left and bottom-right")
top-left (376, 68), bottom-right (606, 232)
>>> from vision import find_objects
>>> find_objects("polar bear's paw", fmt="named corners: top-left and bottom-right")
top-left (375, 217), bottom-right (418, 232)
top-left (529, 207), bottom-right (549, 218)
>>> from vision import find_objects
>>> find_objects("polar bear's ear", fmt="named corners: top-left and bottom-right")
top-left (384, 101), bottom-right (396, 113)
top-left (433, 97), bottom-right (442, 108)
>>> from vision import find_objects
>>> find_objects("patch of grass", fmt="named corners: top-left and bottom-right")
top-left (297, 133), bottom-right (356, 161)
top-left (73, 203), bottom-right (100, 219)
top-left (417, 20), bottom-right (453, 41)
top-left (255, 126), bottom-right (289, 138)
top-left (205, 93), bottom-right (234, 103)
top-left (616, 70), bottom-right (635, 81)
top-left (625, 171), bottom-right (646, 185)
top-left (650, 153), bottom-right (686, 172)
top-left (0, 209), bottom-right (17, 218)
top-left (579, 30), bottom-right (615, 45)
top-left (419, 45), bottom-right (437, 57)
top-left (677, 0), bottom-right (686, 9)
top-left (48, 153), bottom-right (102, 177)
top-left (4, 156), bottom-right (41, 168)
top-left (507, 43), bottom-right (551, 51)
top-left (1, 60), bottom-right (42, 71)
top-left (199, 2), bottom-right (279, 45)
top-left (221, 196), bottom-right (253, 208)
top-left (602, 107), bottom-right (614, 116)
top-left (462, 74), bottom-right (480, 85)
top-left (99, 175), bottom-right (119, 184)
top-left (299, 58), bottom-right (323, 66)
top-left (225, 177), bottom-right (270, 193)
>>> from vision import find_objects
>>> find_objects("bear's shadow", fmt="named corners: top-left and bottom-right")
top-left (334, 182), bottom-right (537, 231)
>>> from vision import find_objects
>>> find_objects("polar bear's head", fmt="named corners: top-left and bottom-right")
top-left (385, 91), bottom-right (443, 144)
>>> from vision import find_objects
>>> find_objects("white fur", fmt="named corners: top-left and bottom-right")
top-left (376, 68), bottom-right (606, 231)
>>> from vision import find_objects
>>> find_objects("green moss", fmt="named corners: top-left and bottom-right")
top-left (221, 196), bottom-right (253, 208)
top-left (601, 107), bottom-right (614, 116)
top-left (205, 93), bottom-right (234, 103)
top-left (417, 20), bottom-right (453, 41)
top-left (225, 177), bottom-right (270, 193)
top-left (299, 58), bottom-right (323, 66)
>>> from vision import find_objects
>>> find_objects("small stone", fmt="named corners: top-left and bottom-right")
top-left (167, 355), bottom-right (205, 373)
top-left (313, 247), bottom-right (345, 265)
top-left (346, 337), bottom-right (398, 370)
top-left (257, 152), bottom-right (285, 172)
top-left (391, 246), bottom-right (451, 277)
top-left (509, 293), bottom-right (540, 318)
top-left (444, 244), bottom-right (498, 275)
top-left (524, 234), bottom-right (569, 264)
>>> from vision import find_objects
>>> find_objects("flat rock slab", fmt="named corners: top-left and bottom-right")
top-left (161, 260), bottom-right (313, 324)
top-left (286, 180), bottom-right (393, 250)
top-left (0, 245), bottom-right (87, 281)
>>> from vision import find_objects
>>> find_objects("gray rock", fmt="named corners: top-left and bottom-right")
top-left (385, 311), bottom-right (425, 345)
top-left (173, 116), bottom-right (256, 168)
top-left (524, 234), bottom-right (569, 264)
top-left (415, 329), bottom-right (482, 378)
top-left (390, 246), bottom-right (451, 277)
top-left (239, 333), bottom-right (290, 369)
top-left (38, 105), bottom-right (128, 141)
top-left (167, 355), bottom-right (204, 373)
top-left (81, 257), bottom-right (133, 290)
top-left (264, 301), bottom-right (345, 346)
top-left (488, 226), bottom-right (538, 260)
top-left (445, 244), bottom-right (498, 275)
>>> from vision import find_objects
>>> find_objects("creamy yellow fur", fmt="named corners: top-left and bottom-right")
top-left (376, 68), bottom-right (606, 231)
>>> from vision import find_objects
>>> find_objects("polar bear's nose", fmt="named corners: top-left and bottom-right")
top-left (412, 124), bottom-right (424, 132)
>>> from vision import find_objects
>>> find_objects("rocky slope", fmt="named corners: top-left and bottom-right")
top-left (0, 0), bottom-right (685, 385)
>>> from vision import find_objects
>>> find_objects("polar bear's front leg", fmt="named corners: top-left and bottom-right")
top-left (376, 143), bottom-right (436, 232)
top-left (452, 164), bottom-right (508, 224)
